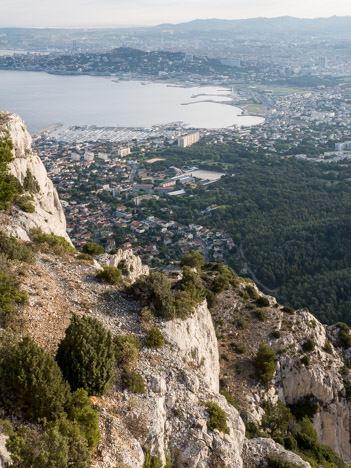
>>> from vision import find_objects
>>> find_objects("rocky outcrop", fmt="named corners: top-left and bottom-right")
top-left (0, 433), bottom-right (11, 468)
top-left (274, 309), bottom-right (351, 462)
top-left (96, 250), bottom-right (149, 282)
top-left (0, 112), bottom-right (70, 243)
top-left (93, 302), bottom-right (246, 468)
top-left (141, 302), bottom-right (245, 467)
top-left (242, 438), bottom-right (311, 468)
top-left (211, 284), bottom-right (351, 465)
top-left (162, 301), bottom-right (219, 393)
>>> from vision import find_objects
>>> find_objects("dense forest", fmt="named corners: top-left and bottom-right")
top-left (143, 141), bottom-right (351, 325)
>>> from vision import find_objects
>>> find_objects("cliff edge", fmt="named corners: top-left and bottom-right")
top-left (0, 112), bottom-right (69, 243)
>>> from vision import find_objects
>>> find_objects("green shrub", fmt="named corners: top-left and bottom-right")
top-left (0, 334), bottom-right (70, 422)
top-left (336, 322), bottom-right (351, 349)
top-left (221, 390), bottom-right (238, 409)
top-left (14, 194), bottom-right (35, 213)
top-left (144, 327), bottom-right (164, 348)
top-left (340, 365), bottom-right (349, 377)
top-left (323, 341), bottom-right (333, 354)
top-left (231, 342), bottom-right (246, 354)
top-left (266, 455), bottom-right (302, 468)
top-left (239, 289), bottom-right (250, 299)
top-left (180, 250), bottom-right (204, 272)
top-left (30, 228), bottom-right (76, 254)
top-left (77, 253), bottom-right (94, 263)
top-left (96, 265), bottom-right (122, 284)
top-left (289, 396), bottom-right (319, 422)
top-left (254, 309), bottom-right (266, 321)
top-left (7, 425), bottom-right (69, 468)
top-left (56, 314), bottom-right (115, 395)
top-left (205, 288), bottom-right (216, 308)
top-left (298, 416), bottom-right (318, 440)
top-left (165, 452), bottom-right (173, 468)
top-left (130, 268), bottom-right (205, 320)
top-left (272, 435), bottom-right (284, 446)
top-left (212, 274), bottom-right (230, 292)
top-left (206, 401), bottom-right (230, 434)
top-left (53, 417), bottom-right (93, 466)
top-left (122, 368), bottom-right (146, 394)
top-left (284, 435), bottom-right (298, 451)
top-left (300, 355), bottom-right (310, 367)
top-left (0, 134), bottom-right (22, 210)
top-left (143, 447), bottom-right (163, 468)
top-left (302, 338), bottom-right (315, 353)
top-left (130, 271), bottom-right (173, 317)
top-left (245, 285), bottom-right (259, 299)
top-left (82, 242), bottom-right (104, 256)
top-left (245, 422), bottom-right (265, 439)
top-left (271, 330), bottom-right (281, 339)
top-left (261, 402), bottom-right (292, 436)
top-left (292, 416), bottom-right (347, 467)
top-left (7, 420), bottom-right (92, 468)
top-left (66, 388), bottom-right (100, 449)
top-left (23, 169), bottom-right (40, 194)
top-left (256, 343), bottom-right (277, 384)
top-left (256, 296), bottom-right (270, 307)
top-left (237, 318), bottom-right (248, 329)
top-left (114, 334), bottom-right (140, 368)
top-left (179, 266), bottom-right (206, 307)
top-left (0, 267), bottom-right (28, 323)
top-left (282, 305), bottom-right (295, 315)
top-left (0, 231), bottom-right (35, 263)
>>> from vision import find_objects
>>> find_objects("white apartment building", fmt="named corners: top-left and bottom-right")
top-left (177, 132), bottom-right (200, 148)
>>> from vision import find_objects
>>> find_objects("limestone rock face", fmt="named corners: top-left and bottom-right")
top-left (0, 112), bottom-right (70, 243)
top-left (242, 438), bottom-right (311, 468)
top-left (93, 302), bottom-right (246, 468)
top-left (93, 410), bottom-right (144, 468)
top-left (139, 302), bottom-right (246, 467)
top-left (162, 301), bottom-right (219, 394)
top-left (95, 250), bottom-right (149, 283)
top-left (0, 433), bottom-right (11, 468)
top-left (275, 309), bottom-right (351, 462)
top-left (235, 306), bottom-right (351, 463)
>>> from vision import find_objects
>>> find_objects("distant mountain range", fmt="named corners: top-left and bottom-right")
top-left (152, 16), bottom-right (351, 38)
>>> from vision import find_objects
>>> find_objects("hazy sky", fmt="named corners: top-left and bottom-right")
top-left (1, 0), bottom-right (351, 28)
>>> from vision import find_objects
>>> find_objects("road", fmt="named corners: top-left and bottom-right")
top-left (129, 164), bottom-right (139, 182)
top-left (238, 243), bottom-right (279, 296)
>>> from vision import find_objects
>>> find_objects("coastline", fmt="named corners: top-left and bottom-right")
top-left (31, 123), bottom-right (63, 137)
top-left (0, 70), bottom-right (265, 129)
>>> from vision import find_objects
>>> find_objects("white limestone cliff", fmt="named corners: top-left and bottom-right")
top-left (0, 434), bottom-right (11, 468)
top-left (233, 302), bottom-right (351, 463)
top-left (93, 302), bottom-right (246, 467)
top-left (0, 112), bottom-right (70, 243)
top-left (274, 309), bottom-right (351, 462)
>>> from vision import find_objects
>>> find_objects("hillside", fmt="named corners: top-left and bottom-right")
top-left (154, 16), bottom-right (351, 38)
top-left (1, 113), bottom-right (351, 468)
top-left (142, 142), bottom-right (351, 326)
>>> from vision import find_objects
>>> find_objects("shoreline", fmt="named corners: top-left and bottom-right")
top-left (0, 70), bottom-right (265, 130)
top-left (31, 123), bottom-right (63, 137)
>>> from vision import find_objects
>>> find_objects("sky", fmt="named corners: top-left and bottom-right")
top-left (1, 0), bottom-right (351, 28)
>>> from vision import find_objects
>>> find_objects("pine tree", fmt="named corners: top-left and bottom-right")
top-left (56, 314), bottom-right (115, 395)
